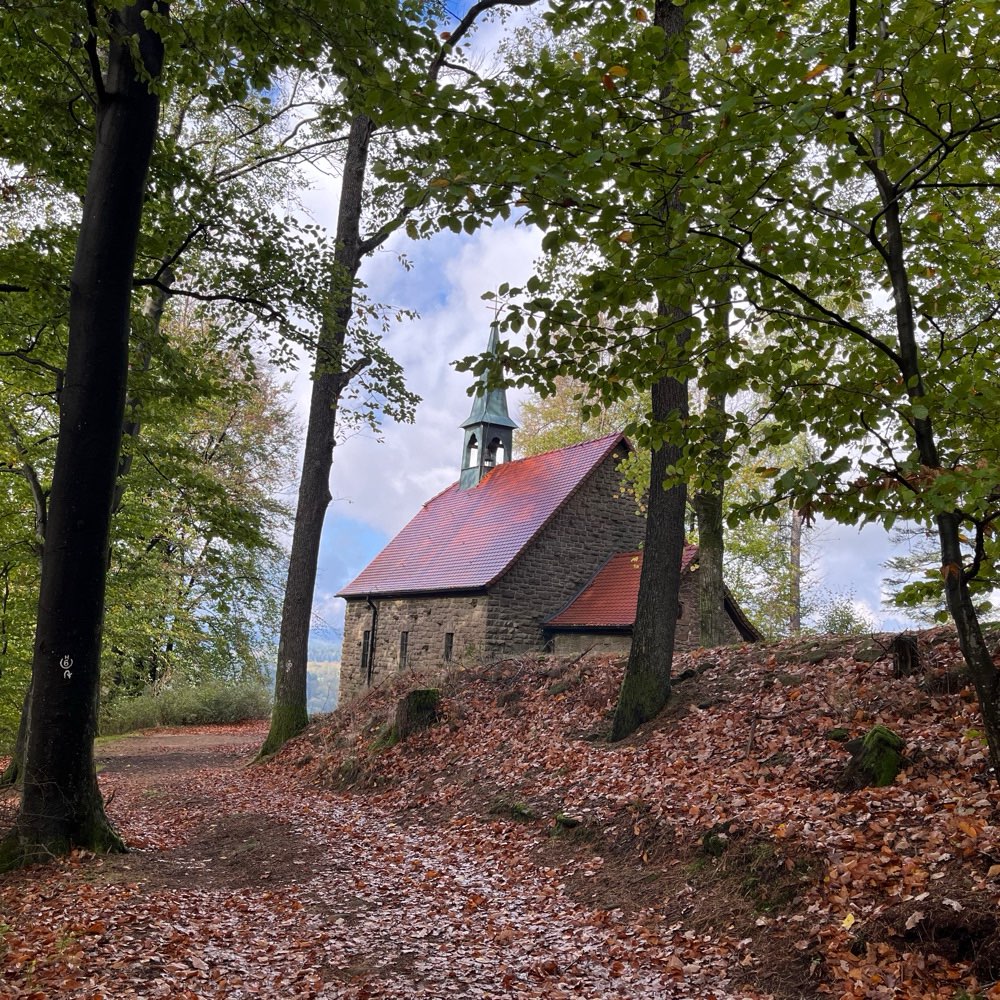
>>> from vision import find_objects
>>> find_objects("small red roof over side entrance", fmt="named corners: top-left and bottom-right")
top-left (338, 433), bottom-right (626, 597)
top-left (545, 545), bottom-right (699, 628)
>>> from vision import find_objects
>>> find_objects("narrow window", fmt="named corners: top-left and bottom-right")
top-left (399, 631), bottom-right (409, 669)
top-left (361, 630), bottom-right (371, 672)
top-left (466, 434), bottom-right (478, 469)
top-left (443, 632), bottom-right (454, 662)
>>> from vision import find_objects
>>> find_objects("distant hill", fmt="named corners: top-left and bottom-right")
top-left (308, 635), bottom-right (341, 662)
top-left (306, 661), bottom-right (340, 714)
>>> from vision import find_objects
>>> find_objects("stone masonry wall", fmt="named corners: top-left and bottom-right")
top-left (549, 569), bottom-right (747, 656)
top-left (672, 567), bottom-right (743, 650)
top-left (340, 593), bottom-right (488, 704)
top-left (550, 632), bottom-right (631, 656)
top-left (485, 443), bottom-right (646, 655)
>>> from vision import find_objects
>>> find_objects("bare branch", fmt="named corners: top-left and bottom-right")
top-left (427, 0), bottom-right (542, 81)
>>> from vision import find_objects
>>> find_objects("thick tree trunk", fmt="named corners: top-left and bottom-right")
top-left (694, 390), bottom-right (726, 647)
top-left (612, 365), bottom-right (689, 740)
top-left (610, 0), bottom-right (690, 740)
top-left (259, 113), bottom-right (374, 758)
top-left (0, 2), bottom-right (163, 869)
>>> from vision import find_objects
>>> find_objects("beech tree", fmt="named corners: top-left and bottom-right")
top-left (262, 0), bottom-right (544, 756)
top-left (406, 0), bottom-right (702, 738)
top-left (0, 0), bottom-right (411, 867)
top-left (0, 0), bottom-right (166, 866)
top-left (692, 0), bottom-right (1000, 779)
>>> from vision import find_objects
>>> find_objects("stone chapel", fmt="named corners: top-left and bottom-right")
top-left (337, 331), bottom-right (758, 703)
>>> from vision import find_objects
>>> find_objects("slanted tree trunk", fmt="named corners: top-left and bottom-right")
top-left (611, 0), bottom-right (691, 741)
top-left (258, 1), bottom-right (546, 758)
top-left (0, 1), bottom-right (164, 869)
top-left (259, 113), bottom-right (374, 758)
top-left (938, 513), bottom-right (1000, 781)
top-left (854, 16), bottom-right (1000, 781)
top-left (695, 389), bottom-right (726, 647)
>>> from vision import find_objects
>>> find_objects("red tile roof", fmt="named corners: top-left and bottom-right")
top-left (544, 546), bottom-right (699, 628)
top-left (338, 433), bottom-right (627, 597)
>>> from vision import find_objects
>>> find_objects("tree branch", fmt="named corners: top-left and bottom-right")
top-left (427, 0), bottom-right (542, 81)
top-left (84, 0), bottom-right (107, 104)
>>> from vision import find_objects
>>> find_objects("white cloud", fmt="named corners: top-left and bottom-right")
top-left (811, 519), bottom-right (912, 630)
top-left (327, 222), bottom-right (542, 537)
top-left (277, 22), bottom-right (917, 635)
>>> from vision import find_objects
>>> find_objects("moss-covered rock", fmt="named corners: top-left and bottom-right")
top-left (839, 724), bottom-right (905, 790)
top-left (394, 688), bottom-right (441, 740)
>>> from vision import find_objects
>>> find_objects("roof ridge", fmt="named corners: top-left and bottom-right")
top-left (338, 431), bottom-right (632, 598)
top-left (511, 430), bottom-right (625, 464)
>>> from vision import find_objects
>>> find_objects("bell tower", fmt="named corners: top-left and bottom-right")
top-left (459, 326), bottom-right (517, 489)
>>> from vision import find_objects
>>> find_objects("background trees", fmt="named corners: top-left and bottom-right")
top-left (402, 0), bottom-right (1000, 775)
top-left (0, 0), bottom-right (419, 866)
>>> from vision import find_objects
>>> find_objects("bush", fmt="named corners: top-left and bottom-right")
top-left (99, 679), bottom-right (271, 736)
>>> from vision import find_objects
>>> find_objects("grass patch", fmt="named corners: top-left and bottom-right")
top-left (369, 724), bottom-right (399, 752)
top-left (99, 679), bottom-right (271, 735)
top-left (489, 796), bottom-right (537, 821)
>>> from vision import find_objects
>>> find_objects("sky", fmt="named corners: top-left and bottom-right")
top-left (288, 7), bottom-right (915, 657)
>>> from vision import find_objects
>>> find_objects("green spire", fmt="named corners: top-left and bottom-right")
top-left (459, 325), bottom-right (517, 489)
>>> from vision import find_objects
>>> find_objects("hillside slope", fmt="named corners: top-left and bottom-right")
top-left (282, 631), bottom-right (1000, 998)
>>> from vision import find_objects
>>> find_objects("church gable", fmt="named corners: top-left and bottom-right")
top-left (337, 432), bottom-right (628, 598)
top-left (485, 441), bottom-right (645, 652)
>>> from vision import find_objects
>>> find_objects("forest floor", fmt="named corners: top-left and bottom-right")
top-left (1, 632), bottom-right (1000, 998)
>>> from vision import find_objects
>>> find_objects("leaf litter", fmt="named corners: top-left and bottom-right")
top-left (1, 630), bottom-right (999, 998)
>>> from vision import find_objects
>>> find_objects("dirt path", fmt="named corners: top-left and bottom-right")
top-left (0, 724), bottom-right (767, 999)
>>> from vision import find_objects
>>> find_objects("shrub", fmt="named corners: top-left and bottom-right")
top-left (99, 679), bottom-right (271, 735)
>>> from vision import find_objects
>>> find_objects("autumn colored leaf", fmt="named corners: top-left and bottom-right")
top-left (803, 62), bottom-right (831, 81)
top-left (2, 632), bottom-right (997, 998)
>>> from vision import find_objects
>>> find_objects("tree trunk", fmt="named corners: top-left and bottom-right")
top-left (0, 680), bottom-right (30, 789)
top-left (259, 113), bottom-right (374, 758)
top-left (695, 389), bottom-right (726, 647)
top-left (0, 1), bottom-right (164, 869)
top-left (788, 508), bottom-right (802, 636)
top-left (610, 0), bottom-right (690, 740)
top-left (859, 46), bottom-right (1000, 783)
top-left (612, 366), bottom-right (689, 740)
top-left (938, 513), bottom-right (1000, 780)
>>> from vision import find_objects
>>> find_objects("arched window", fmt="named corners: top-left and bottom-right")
top-left (466, 434), bottom-right (479, 469)
top-left (485, 436), bottom-right (505, 468)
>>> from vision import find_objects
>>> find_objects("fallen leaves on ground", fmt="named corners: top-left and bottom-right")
top-left (1, 631), bottom-right (999, 998)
